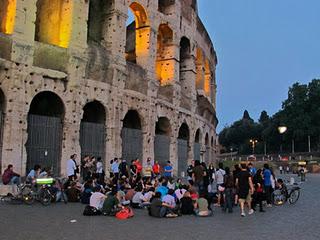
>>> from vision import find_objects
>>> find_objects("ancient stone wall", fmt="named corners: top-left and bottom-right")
top-left (0, 0), bottom-right (218, 177)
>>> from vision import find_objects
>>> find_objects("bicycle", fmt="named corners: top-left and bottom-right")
top-left (272, 181), bottom-right (300, 206)
top-left (0, 183), bottom-right (34, 205)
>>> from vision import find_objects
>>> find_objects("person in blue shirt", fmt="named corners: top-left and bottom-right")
top-left (248, 162), bottom-right (257, 176)
top-left (163, 161), bottom-right (173, 178)
top-left (263, 164), bottom-right (272, 207)
top-left (156, 179), bottom-right (169, 200)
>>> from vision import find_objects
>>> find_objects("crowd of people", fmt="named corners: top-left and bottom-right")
top-left (2, 153), bottom-right (283, 218)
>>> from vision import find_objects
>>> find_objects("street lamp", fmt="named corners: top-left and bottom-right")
top-left (278, 126), bottom-right (287, 153)
top-left (249, 139), bottom-right (258, 154)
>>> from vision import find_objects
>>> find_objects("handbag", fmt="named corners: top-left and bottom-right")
top-left (115, 207), bottom-right (134, 220)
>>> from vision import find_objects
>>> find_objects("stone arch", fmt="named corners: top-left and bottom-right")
top-left (179, 36), bottom-right (192, 109)
top-left (193, 128), bottom-right (201, 161)
top-left (196, 47), bottom-right (205, 91)
top-left (158, 0), bottom-right (175, 14)
top-left (125, 2), bottom-right (150, 64)
top-left (35, 0), bottom-right (73, 48)
top-left (204, 59), bottom-right (211, 97)
top-left (80, 101), bottom-right (106, 166)
top-left (87, 0), bottom-right (114, 44)
top-left (121, 109), bottom-right (143, 161)
top-left (154, 117), bottom-right (171, 167)
top-left (156, 23), bottom-right (174, 86)
top-left (0, 0), bottom-right (17, 34)
top-left (177, 122), bottom-right (190, 175)
top-left (26, 91), bottom-right (65, 175)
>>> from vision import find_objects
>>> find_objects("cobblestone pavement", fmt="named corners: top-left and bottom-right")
top-left (0, 174), bottom-right (319, 240)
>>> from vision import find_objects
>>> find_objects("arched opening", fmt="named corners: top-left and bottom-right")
top-left (80, 101), bottom-right (106, 164)
top-left (0, 89), bottom-right (5, 173)
top-left (177, 122), bottom-right (189, 176)
top-left (26, 92), bottom-right (64, 175)
top-left (196, 47), bottom-right (204, 91)
top-left (156, 24), bottom-right (174, 86)
top-left (204, 59), bottom-right (211, 97)
top-left (35, 0), bottom-right (73, 48)
top-left (205, 133), bottom-right (209, 162)
top-left (121, 110), bottom-right (143, 161)
top-left (87, 0), bottom-right (112, 44)
top-left (0, 0), bottom-right (16, 34)
top-left (179, 37), bottom-right (192, 109)
top-left (158, 0), bottom-right (175, 14)
top-left (154, 117), bottom-right (171, 167)
top-left (125, 2), bottom-right (150, 64)
top-left (193, 128), bottom-right (201, 161)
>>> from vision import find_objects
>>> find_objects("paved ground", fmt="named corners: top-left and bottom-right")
top-left (0, 174), bottom-right (319, 240)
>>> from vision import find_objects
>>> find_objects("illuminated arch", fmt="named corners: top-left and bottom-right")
top-left (35, 0), bottom-right (73, 48)
top-left (126, 2), bottom-right (150, 64)
top-left (204, 59), bottom-right (211, 96)
top-left (156, 24), bottom-right (174, 86)
top-left (0, 0), bottom-right (17, 34)
top-left (196, 47), bottom-right (204, 90)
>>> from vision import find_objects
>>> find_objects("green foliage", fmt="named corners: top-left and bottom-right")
top-left (219, 79), bottom-right (320, 154)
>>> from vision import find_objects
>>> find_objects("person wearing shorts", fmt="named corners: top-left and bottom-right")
top-left (236, 163), bottom-right (254, 217)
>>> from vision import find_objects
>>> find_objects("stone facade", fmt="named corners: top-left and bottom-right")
top-left (0, 0), bottom-right (218, 177)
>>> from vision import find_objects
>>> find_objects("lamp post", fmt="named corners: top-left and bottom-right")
top-left (278, 126), bottom-right (287, 153)
top-left (249, 139), bottom-right (258, 154)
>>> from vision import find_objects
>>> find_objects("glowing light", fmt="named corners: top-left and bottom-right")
top-left (36, 0), bottom-right (73, 48)
top-left (204, 59), bottom-right (211, 96)
top-left (196, 48), bottom-right (204, 90)
top-left (0, 0), bottom-right (17, 34)
top-left (278, 126), bottom-right (287, 134)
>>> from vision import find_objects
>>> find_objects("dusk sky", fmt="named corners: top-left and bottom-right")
top-left (198, 0), bottom-right (320, 131)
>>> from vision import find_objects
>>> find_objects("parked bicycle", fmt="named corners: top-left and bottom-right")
top-left (0, 183), bottom-right (34, 205)
top-left (272, 179), bottom-right (300, 206)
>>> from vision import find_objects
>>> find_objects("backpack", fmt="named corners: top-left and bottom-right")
top-left (83, 205), bottom-right (101, 216)
top-left (115, 207), bottom-right (134, 220)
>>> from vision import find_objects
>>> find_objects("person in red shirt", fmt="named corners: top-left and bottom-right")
top-left (152, 160), bottom-right (161, 178)
top-left (134, 159), bottom-right (143, 177)
top-left (2, 164), bottom-right (20, 185)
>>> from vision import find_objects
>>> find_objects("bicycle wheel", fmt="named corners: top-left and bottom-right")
top-left (21, 186), bottom-right (35, 205)
top-left (288, 189), bottom-right (300, 204)
top-left (39, 189), bottom-right (52, 206)
top-left (272, 190), bottom-right (286, 206)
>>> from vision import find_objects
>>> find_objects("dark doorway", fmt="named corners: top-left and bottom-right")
top-left (154, 117), bottom-right (171, 167)
top-left (194, 129), bottom-right (201, 161)
top-left (177, 123), bottom-right (189, 176)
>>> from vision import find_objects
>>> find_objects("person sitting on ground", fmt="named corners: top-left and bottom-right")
top-left (175, 185), bottom-right (187, 202)
top-left (131, 186), bottom-right (145, 208)
top-left (195, 193), bottom-right (212, 217)
top-left (156, 179), bottom-right (169, 199)
top-left (90, 187), bottom-right (106, 212)
top-left (162, 189), bottom-right (179, 217)
top-left (26, 164), bottom-right (41, 183)
top-left (180, 191), bottom-right (194, 215)
top-left (102, 189), bottom-right (123, 216)
top-left (142, 187), bottom-right (155, 205)
top-left (66, 181), bottom-right (81, 202)
top-left (149, 192), bottom-right (177, 218)
top-left (2, 164), bottom-right (20, 185)
top-left (81, 179), bottom-right (94, 204)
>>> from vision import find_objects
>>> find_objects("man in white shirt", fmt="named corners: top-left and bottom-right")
top-left (67, 154), bottom-right (77, 181)
top-left (215, 162), bottom-right (226, 206)
top-left (111, 158), bottom-right (119, 183)
top-left (90, 187), bottom-right (106, 210)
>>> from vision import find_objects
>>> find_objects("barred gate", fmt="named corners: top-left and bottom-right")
top-left (80, 122), bottom-right (105, 161)
top-left (0, 111), bottom-right (3, 173)
top-left (154, 134), bottom-right (170, 167)
top-left (193, 142), bottom-right (201, 161)
top-left (26, 114), bottom-right (62, 175)
top-left (121, 128), bottom-right (143, 161)
top-left (178, 139), bottom-right (188, 176)
top-left (205, 146), bottom-right (210, 162)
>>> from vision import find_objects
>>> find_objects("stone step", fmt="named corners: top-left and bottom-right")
top-left (0, 184), bottom-right (17, 196)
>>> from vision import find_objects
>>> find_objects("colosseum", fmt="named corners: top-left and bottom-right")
top-left (0, 0), bottom-right (218, 177)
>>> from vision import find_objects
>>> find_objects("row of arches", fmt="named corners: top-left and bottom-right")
top-left (0, 90), bottom-right (215, 175)
top-left (0, 0), bottom-right (214, 99)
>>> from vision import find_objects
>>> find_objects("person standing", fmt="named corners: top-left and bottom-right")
top-left (152, 160), bottom-right (161, 178)
top-left (279, 165), bottom-right (283, 175)
top-left (223, 167), bottom-right (234, 213)
top-left (96, 157), bottom-right (104, 182)
top-left (192, 160), bottom-right (204, 194)
top-left (263, 164), bottom-right (273, 207)
top-left (67, 155), bottom-right (77, 181)
top-left (236, 163), bottom-right (254, 217)
top-left (111, 158), bottom-right (120, 183)
top-left (163, 161), bottom-right (173, 179)
top-left (143, 158), bottom-right (153, 179)
top-left (187, 160), bottom-right (194, 184)
top-left (215, 162), bottom-right (226, 206)
top-left (252, 169), bottom-right (265, 213)
top-left (119, 159), bottom-right (129, 178)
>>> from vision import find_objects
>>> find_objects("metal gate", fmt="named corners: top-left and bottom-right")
top-left (80, 122), bottom-right (105, 160)
top-left (154, 134), bottom-right (170, 167)
top-left (121, 128), bottom-right (143, 161)
top-left (205, 146), bottom-right (210, 163)
top-left (26, 114), bottom-right (62, 175)
top-left (178, 139), bottom-right (188, 176)
top-left (0, 111), bottom-right (4, 173)
top-left (193, 142), bottom-right (201, 161)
